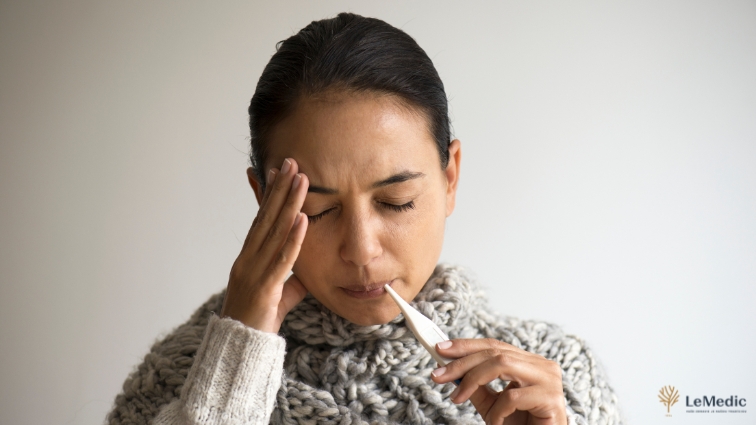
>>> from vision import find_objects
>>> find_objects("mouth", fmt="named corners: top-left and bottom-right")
top-left (341, 279), bottom-right (396, 299)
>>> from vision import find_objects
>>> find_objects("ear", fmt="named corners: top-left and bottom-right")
top-left (444, 139), bottom-right (461, 217)
top-left (247, 167), bottom-right (264, 206)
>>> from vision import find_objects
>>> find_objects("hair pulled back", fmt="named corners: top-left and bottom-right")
top-left (248, 12), bottom-right (451, 187)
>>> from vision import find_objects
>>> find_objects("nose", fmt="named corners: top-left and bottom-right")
top-left (339, 209), bottom-right (383, 266)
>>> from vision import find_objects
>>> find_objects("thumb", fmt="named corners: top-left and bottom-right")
top-left (278, 273), bottom-right (308, 318)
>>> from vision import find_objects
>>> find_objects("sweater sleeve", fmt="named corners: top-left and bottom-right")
top-left (152, 314), bottom-right (286, 425)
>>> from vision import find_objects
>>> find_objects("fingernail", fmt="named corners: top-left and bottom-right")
top-left (431, 367), bottom-right (446, 378)
top-left (267, 169), bottom-right (276, 184)
top-left (437, 340), bottom-right (452, 350)
top-left (292, 174), bottom-right (301, 189)
top-left (281, 158), bottom-right (292, 174)
top-left (294, 212), bottom-right (302, 226)
top-left (450, 386), bottom-right (460, 402)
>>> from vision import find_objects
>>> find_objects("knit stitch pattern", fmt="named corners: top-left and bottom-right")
top-left (107, 264), bottom-right (623, 424)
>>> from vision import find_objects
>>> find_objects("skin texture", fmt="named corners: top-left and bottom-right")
top-left (219, 90), bottom-right (566, 424)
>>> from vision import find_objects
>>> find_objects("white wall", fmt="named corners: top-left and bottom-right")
top-left (1, 1), bottom-right (754, 424)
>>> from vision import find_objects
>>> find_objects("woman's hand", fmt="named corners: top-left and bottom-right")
top-left (220, 158), bottom-right (310, 334)
top-left (430, 338), bottom-right (567, 425)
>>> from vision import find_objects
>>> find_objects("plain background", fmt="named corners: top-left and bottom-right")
top-left (1, 1), bottom-right (754, 424)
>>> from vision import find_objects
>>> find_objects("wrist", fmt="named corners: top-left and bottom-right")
top-left (219, 307), bottom-right (279, 334)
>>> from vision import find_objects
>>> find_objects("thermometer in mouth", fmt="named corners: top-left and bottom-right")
top-left (384, 284), bottom-right (462, 385)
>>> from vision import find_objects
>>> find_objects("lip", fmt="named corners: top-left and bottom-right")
top-left (341, 279), bottom-right (395, 299)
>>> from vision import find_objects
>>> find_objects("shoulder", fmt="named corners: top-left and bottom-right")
top-left (107, 288), bottom-right (226, 424)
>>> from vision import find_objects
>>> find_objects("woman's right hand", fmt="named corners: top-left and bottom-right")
top-left (220, 157), bottom-right (310, 333)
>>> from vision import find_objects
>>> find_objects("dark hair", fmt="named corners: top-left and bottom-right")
top-left (248, 12), bottom-right (451, 188)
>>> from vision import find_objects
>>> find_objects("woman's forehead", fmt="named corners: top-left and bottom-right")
top-left (265, 93), bottom-right (438, 185)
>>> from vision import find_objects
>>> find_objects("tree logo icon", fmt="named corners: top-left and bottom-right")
top-left (658, 385), bottom-right (680, 416)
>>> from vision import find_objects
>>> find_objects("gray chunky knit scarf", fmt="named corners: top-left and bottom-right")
top-left (108, 264), bottom-right (620, 424)
top-left (273, 264), bottom-right (500, 424)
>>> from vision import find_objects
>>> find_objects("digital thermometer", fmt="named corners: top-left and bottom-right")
top-left (384, 284), bottom-right (462, 385)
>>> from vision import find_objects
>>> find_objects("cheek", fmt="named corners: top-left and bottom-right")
top-left (413, 190), bottom-right (447, 231)
top-left (386, 196), bottom-right (446, 257)
top-left (292, 228), bottom-right (330, 279)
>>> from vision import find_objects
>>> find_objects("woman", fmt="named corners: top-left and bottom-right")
top-left (108, 12), bottom-right (622, 425)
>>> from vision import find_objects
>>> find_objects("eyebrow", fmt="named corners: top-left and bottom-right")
top-left (307, 170), bottom-right (425, 194)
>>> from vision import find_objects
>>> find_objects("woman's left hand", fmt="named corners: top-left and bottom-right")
top-left (430, 338), bottom-right (568, 425)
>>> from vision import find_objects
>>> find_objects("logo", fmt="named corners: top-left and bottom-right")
top-left (657, 385), bottom-right (748, 416)
top-left (659, 385), bottom-right (680, 416)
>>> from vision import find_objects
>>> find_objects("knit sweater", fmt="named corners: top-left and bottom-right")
top-left (107, 264), bottom-right (623, 424)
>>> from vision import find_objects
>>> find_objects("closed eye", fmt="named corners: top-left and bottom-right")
top-left (379, 200), bottom-right (415, 212)
top-left (306, 208), bottom-right (335, 224)
top-left (306, 201), bottom-right (416, 224)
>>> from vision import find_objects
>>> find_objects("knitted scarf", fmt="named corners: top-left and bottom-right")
top-left (272, 264), bottom-right (501, 424)
top-left (108, 264), bottom-right (616, 425)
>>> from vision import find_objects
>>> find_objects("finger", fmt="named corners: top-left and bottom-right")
top-left (244, 158), bottom-right (299, 254)
top-left (455, 357), bottom-right (521, 404)
top-left (451, 379), bottom-right (530, 422)
top-left (266, 210), bottom-right (308, 285)
top-left (467, 386), bottom-right (498, 420)
top-left (258, 168), bottom-right (279, 212)
top-left (432, 348), bottom-right (533, 387)
top-left (436, 338), bottom-right (527, 358)
top-left (277, 272), bottom-right (309, 323)
top-left (485, 385), bottom-right (564, 425)
top-left (258, 173), bottom-right (308, 269)
top-left (469, 379), bottom-right (518, 415)
top-left (244, 168), bottom-right (279, 250)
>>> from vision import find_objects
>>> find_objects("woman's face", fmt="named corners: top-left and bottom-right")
top-left (250, 91), bottom-right (461, 326)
